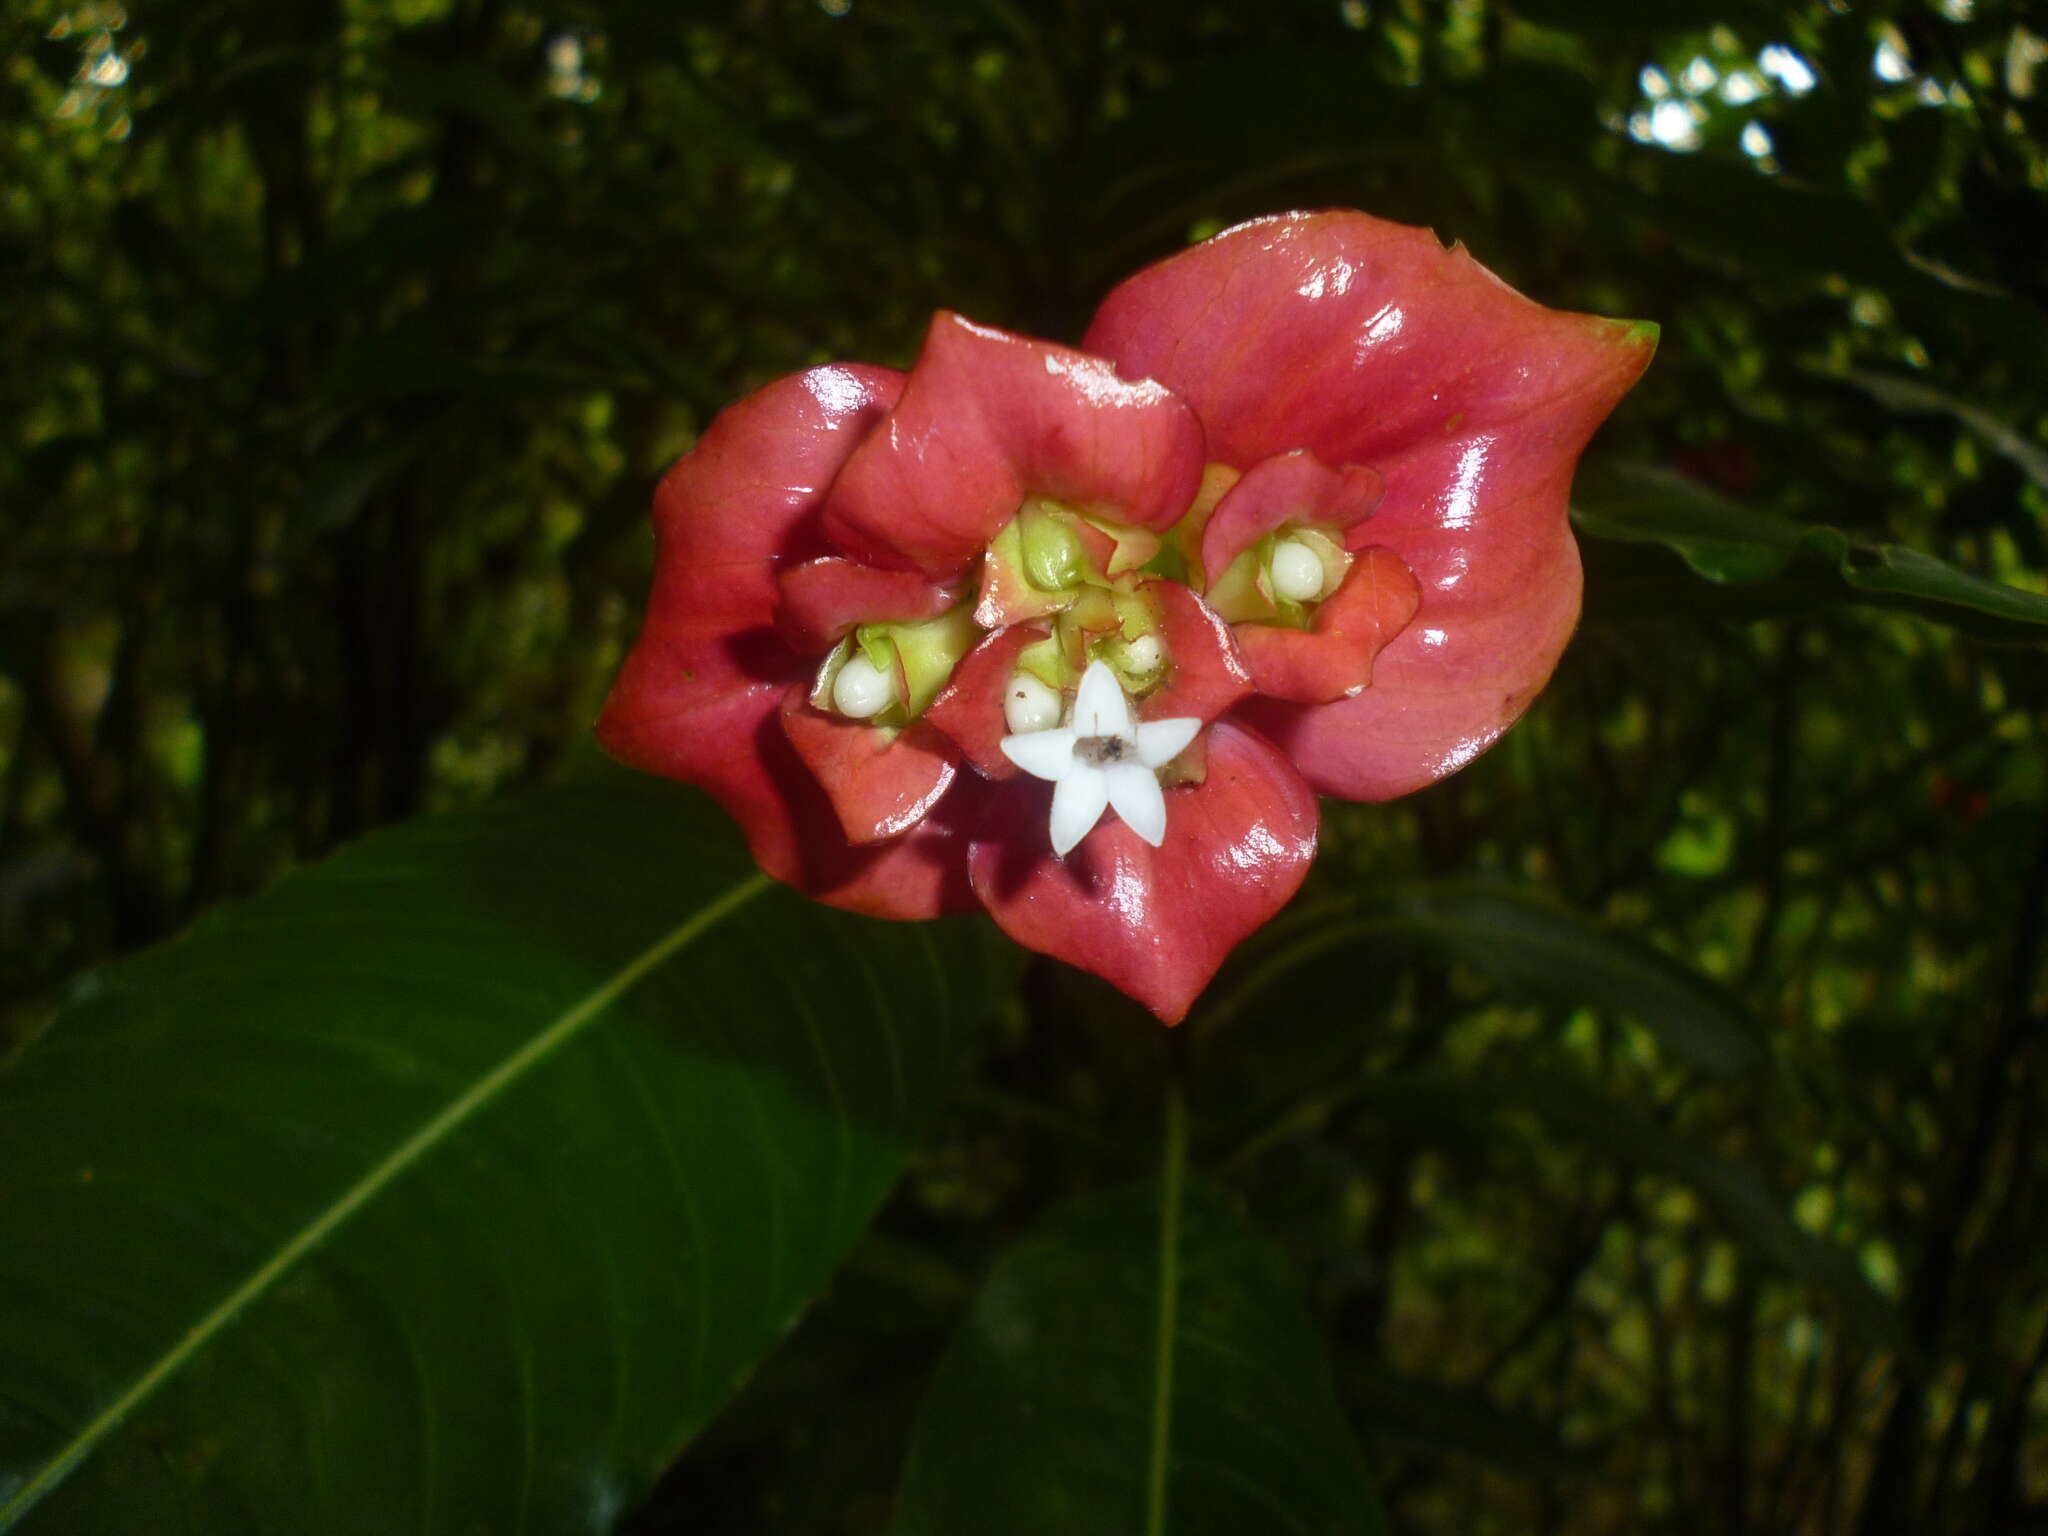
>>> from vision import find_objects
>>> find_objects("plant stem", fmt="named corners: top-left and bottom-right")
top-left (1146, 1046), bottom-right (1190, 1536)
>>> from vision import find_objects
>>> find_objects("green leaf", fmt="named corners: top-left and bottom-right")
top-left (1833, 366), bottom-right (2048, 497)
top-left (1573, 463), bottom-right (1805, 584)
top-left (1574, 463), bottom-right (2048, 638)
top-left (0, 771), bottom-right (1007, 1532)
top-left (893, 1181), bottom-right (1387, 1536)
top-left (1797, 528), bottom-right (2048, 629)
top-left (1390, 884), bottom-right (1767, 1076)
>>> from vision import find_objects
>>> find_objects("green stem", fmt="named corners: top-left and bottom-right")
top-left (1146, 1054), bottom-right (1190, 1536)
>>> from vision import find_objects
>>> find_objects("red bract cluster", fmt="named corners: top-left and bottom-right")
top-left (599, 210), bottom-right (1655, 1022)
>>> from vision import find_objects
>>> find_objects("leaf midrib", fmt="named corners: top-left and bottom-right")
top-left (1146, 1082), bottom-right (1190, 1536)
top-left (0, 871), bottom-right (772, 1528)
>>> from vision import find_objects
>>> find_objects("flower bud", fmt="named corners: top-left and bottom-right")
top-left (1268, 538), bottom-right (1327, 602)
top-left (831, 654), bottom-right (895, 718)
top-left (1002, 671), bottom-right (1063, 733)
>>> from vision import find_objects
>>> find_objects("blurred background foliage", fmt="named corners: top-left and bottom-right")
top-left (4, 0), bottom-right (2046, 1530)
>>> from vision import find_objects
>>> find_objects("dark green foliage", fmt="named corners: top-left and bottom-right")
top-left (0, 770), bottom-right (1005, 1530)
top-left (5, 0), bottom-right (2047, 1532)
top-left (895, 1182), bottom-right (1388, 1536)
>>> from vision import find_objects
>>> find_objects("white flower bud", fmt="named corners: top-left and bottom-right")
top-left (1268, 537), bottom-right (1327, 602)
top-left (831, 654), bottom-right (894, 718)
top-left (1002, 671), bottom-right (1063, 733)
top-left (1120, 633), bottom-right (1164, 676)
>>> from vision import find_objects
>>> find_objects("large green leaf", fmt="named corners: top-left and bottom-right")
top-left (1574, 462), bottom-right (2048, 638)
top-left (1390, 884), bottom-right (1767, 1076)
top-left (1196, 883), bottom-right (1764, 1082)
top-left (893, 1178), bottom-right (1387, 1536)
top-left (0, 771), bottom-right (1006, 1532)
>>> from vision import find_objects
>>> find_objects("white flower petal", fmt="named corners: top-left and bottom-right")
top-left (1001, 728), bottom-right (1079, 781)
top-left (1133, 716), bottom-right (1201, 769)
top-left (1105, 762), bottom-right (1168, 847)
top-left (1071, 659), bottom-right (1134, 739)
top-left (1049, 769), bottom-right (1111, 857)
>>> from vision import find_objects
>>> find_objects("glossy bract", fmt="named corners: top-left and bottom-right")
top-left (599, 210), bottom-right (1654, 1021)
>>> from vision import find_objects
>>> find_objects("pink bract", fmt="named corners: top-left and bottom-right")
top-left (823, 312), bottom-right (1208, 580)
top-left (598, 210), bottom-right (1654, 1022)
top-left (968, 720), bottom-right (1319, 1023)
top-left (1086, 210), bottom-right (1656, 802)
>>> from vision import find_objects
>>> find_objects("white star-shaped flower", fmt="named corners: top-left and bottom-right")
top-left (998, 659), bottom-right (1203, 856)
